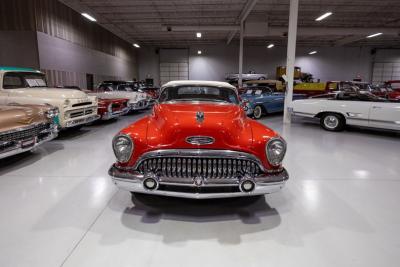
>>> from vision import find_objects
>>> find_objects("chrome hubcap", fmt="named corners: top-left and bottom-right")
top-left (254, 106), bottom-right (262, 118)
top-left (324, 115), bottom-right (339, 129)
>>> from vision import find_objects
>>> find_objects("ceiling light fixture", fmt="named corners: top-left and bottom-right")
top-left (309, 51), bottom-right (317, 55)
top-left (81, 13), bottom-right (96, 22)
top-left (197, 50), bottom-right (202, 55)
top-left (196, 32), bottom-right (202, 38)
top-left (267, 43), bottom-right (274, 49)
top-left (133, 43), bottom-right (140, 48)
top-left (366, 32), bottom-right (383, 38)
top-left (315, 12), bottom-right (332, 21)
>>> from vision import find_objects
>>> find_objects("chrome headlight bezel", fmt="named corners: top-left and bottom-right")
top-left (266, 137), bottom-right (287, 167)
top-left (45, 107), bottom-right (60, 118)
top-left (112, 134), bottom-right (134, 163)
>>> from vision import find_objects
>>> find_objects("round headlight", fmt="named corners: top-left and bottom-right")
top-left (266, 137), bottom-right (286, 166)
top-left (63, 99), bottom-right (70, 107)
top-left (112, 134), bottom-right (133, 163)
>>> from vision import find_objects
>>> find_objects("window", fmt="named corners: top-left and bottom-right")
top-left (3, 73), bottom-right (23, 89)
top-left (3, 72), bottom-right (47, 89)
top-left (159, 86), bottom-right (239, 104)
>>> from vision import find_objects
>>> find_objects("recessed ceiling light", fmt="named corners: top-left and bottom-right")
top-left (267, 43), bottom-right (274, 49)
top-left (309, 51), bottom-right (317, 55)
top-left (197, 50), bottom-right (202, 55)
top-left (315, 12), bottom-right (332, 21)
top-left (81, 13), bottom-right (96, 22)
top-left (366, 32), bottom-right (383, 38)
top-left (196, 32), bottom-right (202, 38)
top-left (133, 43), bottom-right (140, 48)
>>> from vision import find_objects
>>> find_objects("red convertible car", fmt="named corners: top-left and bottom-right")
top-left (97, 97), bottom-right (129, 120)
top-left (109, 80), bottom-right (288, 199)
top-left (385, 80), bottom-right (400, 101)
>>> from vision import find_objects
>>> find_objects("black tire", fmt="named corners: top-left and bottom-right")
top-left (320, 113), bottom-right (345, 131)
top-left (253, 105), bottom-right (264, 119)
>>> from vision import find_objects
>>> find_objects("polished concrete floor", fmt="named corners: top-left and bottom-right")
top-left (0, 111), bottom-right (399, 267)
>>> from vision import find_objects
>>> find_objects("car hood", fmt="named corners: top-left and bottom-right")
top-left (10, 88), bottom-right (87, 99)
top-left (146, 102), bottom-right (252, 149)
top-left (92, 91), bottom-right (147, 101)
top-left (0, 105), bottom-right (47, 133)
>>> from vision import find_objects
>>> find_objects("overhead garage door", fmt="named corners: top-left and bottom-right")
top-left (159, 49), bottom-right (189, 85)
top-left (372, 62), bottom-right (400, 83)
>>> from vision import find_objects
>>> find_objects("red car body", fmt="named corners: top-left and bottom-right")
top-left (109, 81), bottom-right (288, 199)
top-left (97, 98), bottom-right (129, 120)
top-left (385, 80), bottom-right (400, 101)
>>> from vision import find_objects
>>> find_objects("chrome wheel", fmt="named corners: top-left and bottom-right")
top-left (323, 115), bottom-right (339, 129)
top-left (253, 106), bottom-right (263, 119)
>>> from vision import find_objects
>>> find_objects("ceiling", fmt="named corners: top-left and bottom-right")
top-left (61, 0), bottom-right (400, 48)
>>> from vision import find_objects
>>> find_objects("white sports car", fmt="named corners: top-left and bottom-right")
top-left (290, 91), bottom-right (400, 131)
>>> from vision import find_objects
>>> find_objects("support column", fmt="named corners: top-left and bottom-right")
top-left (283, 0), bottom-right (299, 124)
top-left (238, 21), bottom-right (244, 88)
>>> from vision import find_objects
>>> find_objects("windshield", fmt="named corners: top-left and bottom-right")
top-left (3, 72), bottom-right (47, 89)
top-left (244, 87), bottom-right (272, 95)
top-left (336, 91), bottom-right (387, 102)
top-left (159, 86), bottom-right (239, 104)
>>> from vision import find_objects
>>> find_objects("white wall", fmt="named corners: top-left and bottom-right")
top-left (138, 44), bottom-right (375, 84)
top-left (37, 31), bottom-right (137, 87)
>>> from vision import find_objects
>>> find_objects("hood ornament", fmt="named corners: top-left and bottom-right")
top-left (196, 111), bottom-right (204, 123)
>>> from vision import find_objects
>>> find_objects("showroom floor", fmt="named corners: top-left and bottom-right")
top-left (0, 111), bottom-right (399, 267)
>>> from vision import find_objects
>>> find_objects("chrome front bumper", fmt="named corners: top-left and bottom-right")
top-left (101, 107), bottom-right (130, 120)
top-left (0, 126), bottom-right (58, 160)
top-left (109, 164), bottom-right (288, 199)
top-left (64, 114), bottom-right (100, 128)
top-left (129, 100), bottom-right (149, 111)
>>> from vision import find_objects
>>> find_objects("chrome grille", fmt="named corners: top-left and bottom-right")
top-left (0, 123), bottom-right (50, 142)
top-left (72, 102), bottom-right (92, 107)
top-left (68, 108), bottom-right (94, 118)
top-left (138, 157), bottom-right (261, 179)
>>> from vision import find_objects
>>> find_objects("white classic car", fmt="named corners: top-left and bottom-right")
top-left (95, 82), bottom-right (152, 110)
top-left (0, 67), bottom-right (99, 129)
top-left (225, 71), bottom-right (267, 83)
top-left (290, 91), bottom-right (400, 131)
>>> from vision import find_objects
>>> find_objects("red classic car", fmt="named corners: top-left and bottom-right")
top-left (109, 80), bottom-right (288, 199)
top-left (385, 80), bottom-right (400, 101)
top-left (97, 97), bottom-right (129, 120)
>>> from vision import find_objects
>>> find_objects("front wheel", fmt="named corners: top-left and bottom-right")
top-left (253, 105), bottom-right (264, 119)
top-left (320, 113), bottom-right (345, 131)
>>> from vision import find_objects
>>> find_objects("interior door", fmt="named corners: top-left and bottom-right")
top-left (369, 102), bottom-right (400, 130)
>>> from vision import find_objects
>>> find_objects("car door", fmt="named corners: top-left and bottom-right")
top-left (326, 99), bottom-right (371, 127)
top-left (368, 101), bottom-right (400, 130)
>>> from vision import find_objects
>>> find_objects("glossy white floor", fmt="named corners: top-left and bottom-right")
top-left (0, 111), bottom-right (399, 267)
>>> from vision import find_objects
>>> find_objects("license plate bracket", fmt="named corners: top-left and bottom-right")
top-left (21, 138), bottom-right (36, 148)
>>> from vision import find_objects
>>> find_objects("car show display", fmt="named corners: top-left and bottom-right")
top-left (109, 81), bottom-right (289, 199)
top-left (0, 67), bottom-right (100, 129)
top-left (225, 71), bottom-right (267, 83)
top-left (0, 104), bottom-right (58, 159)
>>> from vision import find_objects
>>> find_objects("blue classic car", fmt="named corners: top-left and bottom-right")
top-left (241, 86), bottom-right (306, 119)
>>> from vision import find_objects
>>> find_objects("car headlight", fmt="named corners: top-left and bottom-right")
top-left (46, 107), bottom-right (59, 118)
top-left (266, 137), bottom-right (286, 166)
top-left (63, 99), bottom-right (70, 108)
top-left (112, 134), bottom-right (133, 163)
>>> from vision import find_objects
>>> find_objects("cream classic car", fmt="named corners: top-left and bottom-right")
top-left (0, 104), bottom-right (58, 159)
top-left (0, 67), bottom-right (100, 129)
top-left (290, 91), bottom-right (400, 131)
